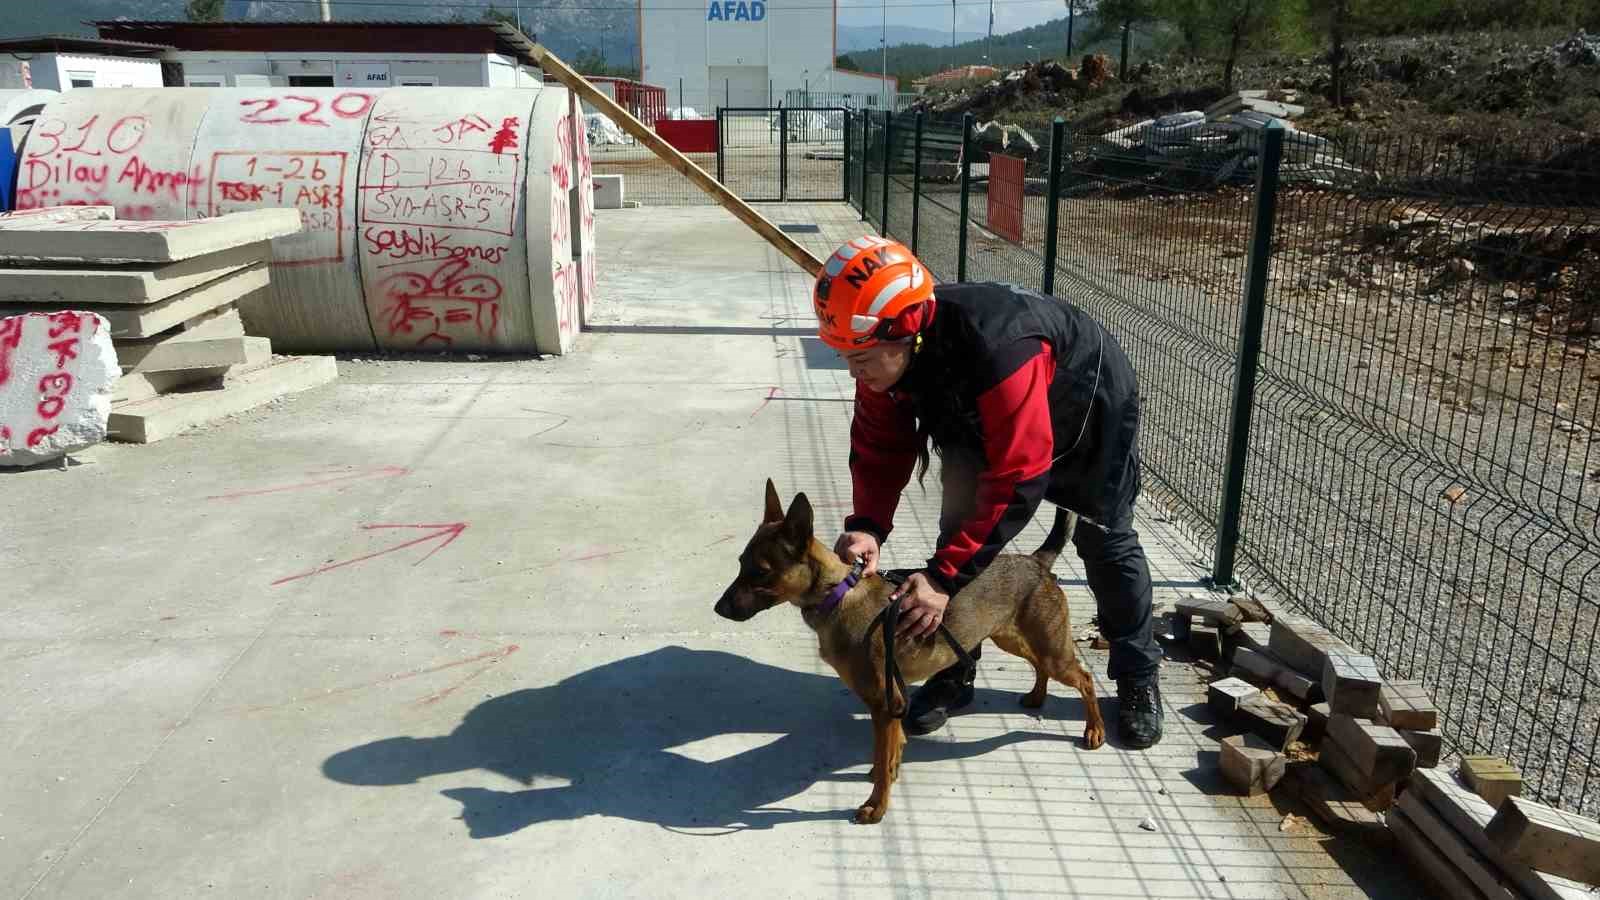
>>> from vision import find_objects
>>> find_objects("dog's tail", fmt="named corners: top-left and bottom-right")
top-left (1032, 507), bottom-right (1077, 572)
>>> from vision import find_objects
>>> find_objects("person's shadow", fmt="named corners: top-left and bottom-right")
top-left (322, 646), bottom-right (1079, 838)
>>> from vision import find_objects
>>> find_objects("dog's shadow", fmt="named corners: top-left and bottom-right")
top-left (322, 646), bottom-right (1078, 838)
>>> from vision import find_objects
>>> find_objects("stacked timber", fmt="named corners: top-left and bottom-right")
top-left (0, 207), bottom-right (336, 444)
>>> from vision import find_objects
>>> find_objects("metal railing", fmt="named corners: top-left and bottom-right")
top-left (839, 108), bottom-right (1599, 818)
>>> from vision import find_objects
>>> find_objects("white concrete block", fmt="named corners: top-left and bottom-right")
top-left (0, 241), bottom-right (268, 305)
top-left (593, 174), bottom-right (624, 210)
top-left (0, 206), bottom-right (115, 228)
top-left (0, 310), bottom-right (120, 465)
top-left (112, 337), bottom-right (271, 403)
top-left (109, 355), bottom-right (335, 443)
top-left (0, 209), bottom-right (301, 263)
top-left (116, 309), bottom-right (249, 374)
top-left (0, 264), bottom-right (271, 339)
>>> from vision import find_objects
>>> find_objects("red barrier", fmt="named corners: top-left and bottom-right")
top-left (987, 154), bottom-right (1025, 244)
top-left (655, 118), bottom-right (717, 153)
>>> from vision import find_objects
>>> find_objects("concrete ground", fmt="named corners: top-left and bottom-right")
top-left (3, 203), bottom-right (1413, 899)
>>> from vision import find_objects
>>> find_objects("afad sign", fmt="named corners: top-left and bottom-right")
top-left (707, 0), bottom-right (766, 20)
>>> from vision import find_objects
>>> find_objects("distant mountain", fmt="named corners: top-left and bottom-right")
top-left (840, 12), bottom-right (1148, 82)
top-left (837, 25), bottom-right (985, 55)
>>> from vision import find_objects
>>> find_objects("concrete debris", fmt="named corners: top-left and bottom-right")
top-left (584, 112), bottom-right (629, 146)
top-left (914, 58), bottom-right (1104, 121)
top-left (1137, 816), bottom-right (1158, 832)
top-left (0, 207), bottom-right (335, 446)
top-left (0, 311), bottom-right (120, 466)
top-left (1087, 89), bottom-right (1362, 187)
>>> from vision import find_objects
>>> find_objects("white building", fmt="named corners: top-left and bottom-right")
top-left (92, 21), bottom-right (548, 90)
top-left (639, 0), bottom-right (896, 113)
top-left (0, 36), bottom-right (166, 92)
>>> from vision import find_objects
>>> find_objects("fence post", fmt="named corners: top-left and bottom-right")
top-left (716, 107), bottom-right (725, 185)
top-left (1212, 119), bottom-right (1286, 589)
top-left (910, 111), bottom-right (924, 255)
top-left (859, 111), bottom-right (869, 222)
top-left (779, 105), bottom-right (789, 202)
top-left (842, 109), bottom-right (852, 203)
top-left (879, 111), bottom-right (892, 237)
top-left (957, 112), bottom-right (974, 282)
top-left (1041, 117), bottom-right (1065, 295)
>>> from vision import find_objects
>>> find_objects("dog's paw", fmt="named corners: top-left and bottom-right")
top-left (854, 802), bottom-right (886, 824)
top-left (1020, 690), bottom-right (1046, 709)
top-left (1083, 723), bottom-right (1106, 750)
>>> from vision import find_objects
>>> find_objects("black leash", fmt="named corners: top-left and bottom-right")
top-left (866, 569), bottom-right (978, 719)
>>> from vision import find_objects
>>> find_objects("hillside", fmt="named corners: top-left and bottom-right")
top-left (838, 25), bottom-right (985, 55)
top-left (837, 13), bottom-right (1146, 83)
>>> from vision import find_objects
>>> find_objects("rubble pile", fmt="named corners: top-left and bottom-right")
top-left (914, 55), bottom-right (1114, 121)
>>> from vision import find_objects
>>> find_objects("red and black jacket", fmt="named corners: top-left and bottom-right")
top-left (845, 282), bottom-right (1141, 595)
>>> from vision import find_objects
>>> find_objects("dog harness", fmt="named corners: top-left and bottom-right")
top-left (870, 566), bottom-right (979, 714)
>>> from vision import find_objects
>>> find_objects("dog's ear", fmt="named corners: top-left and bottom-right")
top-left (764, 479), bottom-right (784, 525)
top-left (782, 492), bottom-right (814, 545)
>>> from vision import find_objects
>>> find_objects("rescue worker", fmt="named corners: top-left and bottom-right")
top-left (817, 237), bottom-right (1163, 749)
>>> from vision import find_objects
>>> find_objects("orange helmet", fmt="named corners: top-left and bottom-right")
top-left (813, 237), bottom-right (932, 350)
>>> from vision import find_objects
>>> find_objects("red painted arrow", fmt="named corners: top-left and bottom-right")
top-left (206, 465), bottom-right (410, 501)
top-left (272, 522), bottom-right (468, 587)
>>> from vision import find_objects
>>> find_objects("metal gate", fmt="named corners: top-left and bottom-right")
top-left (715, 107), bottom-right (848, 203)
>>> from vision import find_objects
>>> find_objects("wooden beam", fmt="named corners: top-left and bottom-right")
top-left (529, 44), bottom-right (825, 279)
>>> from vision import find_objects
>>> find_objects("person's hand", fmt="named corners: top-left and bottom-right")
top-left (834, 531), bottom-right (881, 576)
top-left (892, 572), bottom-right (950, 639)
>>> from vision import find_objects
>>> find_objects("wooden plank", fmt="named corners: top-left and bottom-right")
top-left (1411, 769), bottom-right (1594, 900)
top-left (1486, 797), bottom-right (1600, 886)
top-left (0, 241), bottom-right (268, 305)
top-left (1327, 714), bottom-right (1417, 785)
top-left (1389, 807), bottom-right (1495, 900)
top-left (528, 44), bottom-right (823, 278)
top-left (108, 355), bottom-right (334, 444)
top-left (1396, 791), bottom-right (1524, 900)
top-left (0, 264), bottom-right (272, 339)
top-left (1281, 761), bottom-right (1388, 838)
top-left (1269, 613), bottom-right (1350, 678)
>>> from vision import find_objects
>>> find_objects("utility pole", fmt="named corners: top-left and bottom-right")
top-left (1064, 0), bottom-right (1075, 57)
top-left (881, 0), bottom-right (888, 109)
top-left (320, 0), bottom-right (332, 21)
top-left (986, 0), bottom-right (993, 70)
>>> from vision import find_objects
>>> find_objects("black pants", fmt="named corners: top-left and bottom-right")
top-left (938, 451), bottom-right (1162, 683)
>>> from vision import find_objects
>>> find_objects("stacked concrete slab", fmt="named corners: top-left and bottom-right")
top-left (0, 207), bottom-right (336, 444)
top-left (8, 86), bottom-right (597, 355)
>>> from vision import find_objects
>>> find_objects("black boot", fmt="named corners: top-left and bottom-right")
top-left (1116, 675), bottom-right (1164, 749)
top-left (904, 663), bottom-right (976, 735)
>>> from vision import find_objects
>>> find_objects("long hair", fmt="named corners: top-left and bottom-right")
top-left (904, 322), bottom-right (984, 483)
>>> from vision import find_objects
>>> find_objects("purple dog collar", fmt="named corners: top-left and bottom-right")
top-left (817, 561), bottom-right (864, 615)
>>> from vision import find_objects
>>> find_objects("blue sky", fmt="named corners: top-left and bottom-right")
top-left (835, 0), bottom-right (1070, 39)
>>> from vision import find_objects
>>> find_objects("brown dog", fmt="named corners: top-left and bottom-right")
top-left (714, 480), bottom-right (1106, 824)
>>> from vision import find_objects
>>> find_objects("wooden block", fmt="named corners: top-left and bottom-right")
top-left (1282, 761), bottom-right (1388, 838)
top-left (1304, 701), bottom-right (1332, 743)
top-left (1169, 612), bottom-right (1192, 642)
top-left (1401, 727), bottom-right (1443, 769)
top-left (1189, 622), bottom-right (1222, 662)
top-left (1176, 594), bottom-right (1242, 628)
top-left (1462, 756), bottom-right (1523, 810)
top-left (0, 241), bottom-right (267, 304)
top-left (1227, 594), bottom-right (1273, 623)
top-left (1237, 695), bottom-right (1306, 751)
top-left (1269, 614), bottom-right (1350, 678)
top-left (1411, 768), bottom-right (1595, 900)
top-left (1327, 714), bottom-right (1417, 785)
top-left (116, 309), bottom-right (249, 373)
top-left (109, 355), bottom-right (334, 443)
top-left (1486, 796), bottom-right (1600, 886)
top-left (1323, 652), bottom-right (1382, 718)
top-left (1389, 807), bottom-right (1499, 900)
top-left (1380, 680), bottom-right (1439, 731)
top-left (1320, 735), bottom-right (1394, 804)
top-left (1, 263), bottom-right (272, 340)
top-left (1233, 621), bottom-right (1273, 652)
top-left (1231, 647), bottom-right (1321, 702)
top-left (1397, 791), bottom-right (1522, 900)
top-left (1207, 677), bottom-right (1260, 718)
top-left (1220, 733), bottom-right (1285, 796)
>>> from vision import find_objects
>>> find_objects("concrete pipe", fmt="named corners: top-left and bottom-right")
top-left (8, 86), bottom-right (594, 355)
